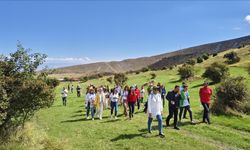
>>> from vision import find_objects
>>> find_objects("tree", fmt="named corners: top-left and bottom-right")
top-left (223, 51), bottom-right (240, 64)
top-left (178, 65), bottom-right (195, 80)
top-left (114, 73), bottom-right (127, 86)
top-left (211, 77), bottom-right (250, 115)
top-left (186, 59), bottom-right (196, 66)
top-left (150, 73), bottom-right (156, 79)
top-left (0, 43), bottom-right (55, 140)
top-left (197, 57), bottom-right (203, 63)
top-left (202, 62), bottom-right (229, 83)
top-left (202, 53), bottom-right (209, 60)
top-left (106, 77), bottom-right (113, 84)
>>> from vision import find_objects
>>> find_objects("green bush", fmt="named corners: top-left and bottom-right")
top-left (212, 53), bottom-right (218, 57)
top-left (197, 57), bottom-right (203, 63)
top-left (223, 51), bottom-right (240, 64)
top-left (106, 77), bottom-right (113, 84)
top-left (114, 73), bottom-right (128, 86)
top-left (150, 73), bottom-right (156, 79)
top-left (80, 76), bottom-right (88, 83)
top-left (178, 65), bottom-right (194, 80)
top-left (45, 78), bottom-right (60, 88)
top-left (186, 59), bottom-right (196, 66)
top-left (202, 53), bottom-right (209, 60)
top-left (211, 77), bottom-right (250, 115)
top-left (0, 44), bottom-right (55, 140)
top-left (202, 62), bottom-right (229, 83)
top-left (141, 67), bottom-right (149, 72)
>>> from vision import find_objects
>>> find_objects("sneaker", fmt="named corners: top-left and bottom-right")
top-left (174, 127), bottom-right (180, 130)
top-left (87, 116), bottom-right (90, 120)
top-left (148, 131), bottom-right (152, 134)
top-left (159, 133), bottom-right (165, 137)
top-left (115, 116), bottom-right (118, 119)
top-left (92, 118), bottom-right (95, 121)
top-left (100, 117), bottom-right (102, 120)
top-left (110, 116), bottom-right (113, 119)
top-left (191, 121), bottom-right (196, 125)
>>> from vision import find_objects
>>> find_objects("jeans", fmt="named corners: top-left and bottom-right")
top-left (166, 106), bottom-right (178, 127)
top-left (128, 102), bottom-right (135, 118)
top-left (111, 101), bottom-right (118, 116)
top-left (161, 95), bottom-right (165, 108)
top-left (91, 107), bottom-right (95, 119)
top-left (179, 105), bottom-right (193, 122)
top-left (62, 97), bottom-right (67, 106)
top-left (148, 115), bottom-right (163, 134)
top-left (202, 103), bottom-right (210, 123)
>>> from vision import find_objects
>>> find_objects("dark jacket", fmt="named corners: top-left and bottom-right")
top-left (166, 90), bottom-right (181, 108)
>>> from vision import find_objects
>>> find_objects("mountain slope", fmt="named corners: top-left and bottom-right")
top-left (54, 35), bottom-right (250, 76)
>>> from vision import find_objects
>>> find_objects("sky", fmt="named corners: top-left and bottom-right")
top-left (0, 0), bottom-right (250, 68)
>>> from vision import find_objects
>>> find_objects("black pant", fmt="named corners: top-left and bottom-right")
top-left (77, 91), bottom-right (81, 97)
top-left (62, 97), bottom-right (67, 106)
top-left (166, 106), bottom-right (178, 127)
top-left (137, 99), bottom-right (140, 110)
top-left (179, 106), bottom-right (193, 122)
top-left (128, 102), bottom-right (135, 118)
top-left (86, 102), bottom-right (90, 117)
top-left (183, 107), bottom-right (188, 118)
top-left (202, 103), bottom-right (210, 123)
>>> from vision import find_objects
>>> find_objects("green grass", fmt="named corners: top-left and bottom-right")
top-left (2, 46), bottom-right (250, 150)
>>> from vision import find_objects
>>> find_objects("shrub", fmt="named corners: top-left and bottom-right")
top-left (202, 62), bottom-right (229, 83)
top-left (178, 65), bottom-right (194, 80)
top-left (114, 73), bottom-right (128, 86)
top-left (202, 53), bottom-right (209, 60)
top-left (0, 44), bottom-right (55, 140)
top-left (106, 77), bottom-right (113, 84)
top-left (161, 67), bottom-right (167, 70)
top-left (63, 77), bottom-right (70, 81)
top-left (141, 67), bottom-right (149, 72)
top-left (211, 77), bottom-right (250, 115)
top-left (150, 73), bottom-right (156, 79)
top-left (212, 53), bottom-right (218, 57)
top-left (223, 51), bottom-right (240, 64)
top-left (45, 78), bottom-right (60, 88)
top-left (197, 57), bottom-right (203, 63)
top-left (186, 59), bottom-right (196, 66)
top-left (169, 66), bottom-right (174, 70)
top-left (135, 71), bottom-right (140, 74)
top-left (80, 76), bottom-right (88, 83)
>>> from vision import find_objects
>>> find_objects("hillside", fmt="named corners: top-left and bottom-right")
top-left (3, 45), bottom-right (250, 150)
top-left (54, 35), bottom-right (250, 77)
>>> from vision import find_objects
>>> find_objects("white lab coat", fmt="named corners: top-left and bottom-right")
top-left (147, 93), bottom-right (163, 118)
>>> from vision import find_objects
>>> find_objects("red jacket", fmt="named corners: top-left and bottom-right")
top-left (135, 89), bottom-right (140, 99)
top-left (199, 87), bottom-right (212, 104)
top-left (128, 92), bottom-right (137, 103)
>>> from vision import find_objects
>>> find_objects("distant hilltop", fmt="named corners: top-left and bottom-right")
top-left (54, 35), bottom-right (250, 76)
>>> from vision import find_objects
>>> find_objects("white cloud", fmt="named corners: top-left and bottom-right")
top-left (245, 15), bottom-right (250, 24)
top-left (44, 57), bottom-right (93, 68)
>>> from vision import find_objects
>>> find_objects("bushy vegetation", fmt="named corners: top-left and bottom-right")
top-left (178, 65), bottom-right (194, 80)
top-left (202, 53), bottom-right (209, 60)
top-left (212, 77), bottom-right (250, 115)
top-left (150, 73), bottom-right (156, 79)
top-left (223, 52), bottom-right (240, 64)
top-left (197, 57), bottom-right (203, 63)
top-left (202, 62), bottom-right (229, 83)
top-left (106, 77), bottom-right (113, 84)
top-left (141, 67), bottom-right (150, 72)
top-left (212, 53), bottom-right (218, 57)
top-left (0, 44), bottom-right (56, 140)
top-left (186, 59), bottom-right (196, 66)
top-left (114, 73), bottom-right (128, 86)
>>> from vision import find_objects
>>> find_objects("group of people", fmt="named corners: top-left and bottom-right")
top-left (61, 80), bottom-right (213, 137)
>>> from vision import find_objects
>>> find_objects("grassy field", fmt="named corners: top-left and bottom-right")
top-left (2, 46), bottom-right (250, 150)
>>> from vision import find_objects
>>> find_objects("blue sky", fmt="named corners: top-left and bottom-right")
top-left (0, 0), bottom-right (250, 68)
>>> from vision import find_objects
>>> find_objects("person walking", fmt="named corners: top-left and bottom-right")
top-left (199, 81), bottom-right (213, 124)
top-left (135, 85), bottom-right (141, 110)
top-left (140, 86), bottom-right (145, 104)
top-left (61, 87), bottom-right (68, 106)
top-left (166, 85), bottom-right (181, 130)
top-left (95, 88), bottom-right (105, 120)
top-left (76, 84), bottom-right (81, 97)
top-left (85, 87), bottom-right (96, 120)
top-left (71, 84), bottom-right (74, 93)
top-left (179, 84), bottom-right (195, 124)
top-left (161, 84), bottom-right (166, 108)
top-left (147, 86), bottom-right (164, 137)
top-left (110, 89), bottom-right (119, 119)
top-left (122, 86), bottom-right (129, 117)
top-left (127, 87), bottom-right (137, 119)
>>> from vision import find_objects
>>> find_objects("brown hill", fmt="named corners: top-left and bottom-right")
top-left (54, 35), bottom-right (250, 76)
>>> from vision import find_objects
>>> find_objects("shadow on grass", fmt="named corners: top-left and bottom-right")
top-left (101, 119), bottom-right (121, 123)
top-left (61, 118), bottom-right (89, 123)
top-left (191, 81), bottom-right (216, 88)
top-left (169, 79), bottom-right (182, 84)
top-left (110, 133), bottom-right (145, 142)
top-left (71, 114), bottom-right (85, 118)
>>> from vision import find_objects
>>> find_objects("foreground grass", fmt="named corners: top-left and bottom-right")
top-left (2, 46), bottom-right (250, 150)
